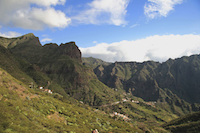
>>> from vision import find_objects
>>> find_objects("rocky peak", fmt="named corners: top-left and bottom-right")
top-left (23, 33), bottom-right (35, 37)
top-left (0, 33), bottom-right (41, 49)
top-left (17, 33), bottom-right (37, 41)
top-left (59, 41), bottom-right (82, 63)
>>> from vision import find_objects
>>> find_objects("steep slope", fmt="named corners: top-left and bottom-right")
top-left (0, 34), bottom-right (122, 106)
top-left (0, 42), bottom-right (67, 97)
top-left (93, 57), bottom-right (200, 115)
top-left (156, 56), bottom-right (200, 103)
top-left (162, 111), bottom-right (200, 132)
top-left (0, 44), bottom-right (35, 86)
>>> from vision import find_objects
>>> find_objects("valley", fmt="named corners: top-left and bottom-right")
top-left (0, 33), bottom-right (200, 132)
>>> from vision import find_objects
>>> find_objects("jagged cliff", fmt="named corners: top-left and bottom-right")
top-left (86, 56), bottom-right (200, 114)
top-left (0, 33), bottom-right (121, 106)
top-left (93, 57), bottom-right (200, 102)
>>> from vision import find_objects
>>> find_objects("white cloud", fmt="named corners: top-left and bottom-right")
top-left (130, 24), bottom-right (139, 28)
top-left (80, 34), bottom-right (200, 62)
top-left (72, 0), bottom-right (129, 26)
top-left (41, 38), bottom-right (52, 43)
top-left (0, 0), bottom-right (71, 30)
top-left (0, 31), bottom-right (21, 38)
top-left (30, 8), bottom-right (71, 29)
top-left (29, 0), bottom-right (66, 6)
top-left (144, 0), bottom-right (183, 19)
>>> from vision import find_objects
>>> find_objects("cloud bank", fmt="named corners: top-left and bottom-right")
top-left (0, 0), bottom-right (71, 30)
top-left (0, 31), bottom-right (21, 38)
top-left (72, 0), bottom-right (129, 26)
top-left (144, 0), bottom-right (183, 19)
top-left (80, 34), bottom-right (200, 62)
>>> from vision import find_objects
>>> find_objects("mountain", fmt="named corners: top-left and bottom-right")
top-left (1, 33), bottom-right (200, 132)
top-left (1, 57), bottom-right (180, 132)
top-left (82, 57), bottom-right (111, 69)
top-left (0, 33), bottom-right (122, 106)
top-left (0, 33), bottom-right (178, 132)
top-left (92, 56), bottom-right (200, 115)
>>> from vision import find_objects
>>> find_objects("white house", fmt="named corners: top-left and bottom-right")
top-left (39, 87), bottom-right (43, 89)
top-left (44, 89), bottom-right (53, 94)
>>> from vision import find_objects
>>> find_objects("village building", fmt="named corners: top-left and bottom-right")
top-left (145, 101), bottom-right (156, 107)
top-left (122, 98), bottom-right (127, 102)
top-left (92, 129), bottom-right (99, 133)
top-left (39, 86), bottom-right (43, 89)
top-left (132, 100), bottom-right (139, 103)
top-left (44, 89), bottom-right (53, 94)
top-left (110, 112), bottom-right (131, 121)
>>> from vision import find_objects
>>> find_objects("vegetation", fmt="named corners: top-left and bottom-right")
top-left (82, 57), bottom-right (111, 69)
top-left (1, 33), bottom-right (200, 132)
top-left (0, 68), bottom-right (143, 132)
top-left (93, 59), bottom-right (200, 115)
top-left (0, 33), bottom-right (123, 106)
top-left (162, 111), bottom-right (200, 132)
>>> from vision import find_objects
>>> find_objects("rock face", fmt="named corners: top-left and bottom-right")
top-left (0, 33), bottom-right (120, 106)
top-left (59, 42), bottom-right (82, 63)
top-left (94, 61), bottom-right (161, 101)
top-left (6, 34), bottom-right (81, 64)
top-left (93, 56), bottom-right (200, 112)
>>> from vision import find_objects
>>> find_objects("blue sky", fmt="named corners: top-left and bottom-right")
top-left (0, 0), bottom-right (200, 62)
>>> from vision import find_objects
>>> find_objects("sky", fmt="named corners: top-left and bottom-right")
top-left (0, 0), bottom-right (200, 62)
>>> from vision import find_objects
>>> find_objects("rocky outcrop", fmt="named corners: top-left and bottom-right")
top-left (59, 42), bottom-right (82, 63)
top-left (0, 33), bottom-right (119, 106)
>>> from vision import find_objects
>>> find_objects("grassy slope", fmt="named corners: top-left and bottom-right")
top-left (98, 101), bottom-right (177, 132)
top-left (0, 67), bottom-right (143, 133)
top-left (162, 111), bottom-right (200, 132)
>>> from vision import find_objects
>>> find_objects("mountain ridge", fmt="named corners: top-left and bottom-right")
top-left (1, 33), bottom-right (200, 132)
top-left (0, 33), bottom-right (123, 106)
top-left (84, 54), bottom-right (200, 115)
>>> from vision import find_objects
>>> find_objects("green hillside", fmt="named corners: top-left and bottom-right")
top-left (0, 67), bottom-right (143, 133)
top-left (0, 33), bottom-right (122, 106)
top-left (0, 66), bottom-right (177, 132)
top-left (93, 58), bottom-right (200, 115)
top-left (1, 33), bottom-right (200, 132)
top-left (162, 111), bottom-right (200, 132)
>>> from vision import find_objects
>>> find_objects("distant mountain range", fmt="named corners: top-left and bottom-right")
top-left (91, 55), bottom-right (200, 103)
top-left (1, 33), bottom-right (200, 132)
top-left (84, 52), bottom-right (200, 115)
